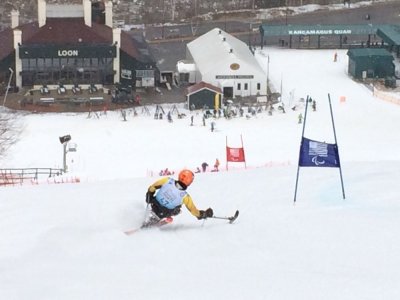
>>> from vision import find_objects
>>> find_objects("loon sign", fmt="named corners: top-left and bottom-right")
top-left (58, 49), bottom-right (79, 57)
top-left (19, 45), bottom-right (117, 58)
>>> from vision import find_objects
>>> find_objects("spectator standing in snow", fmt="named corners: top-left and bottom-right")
top-left (201, 162), bottom-right (208, 172)
top-left (298, 113), bottom-right (303, 124)
top-left (135, 95), bottom-right (141, 105)
top-left (121, 110), bottom-right (127, 121)
top-left (213, 158), bottom-right (220, 172)
top-left (211, 121), bottom-right (216, 132)
top-left (145, 169), bottom-right (213, 222)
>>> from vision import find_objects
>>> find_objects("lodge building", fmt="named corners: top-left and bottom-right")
top-left (0, 0), bottom-right (157, 93)
top-left (178, 28), bottom-right (267, 100)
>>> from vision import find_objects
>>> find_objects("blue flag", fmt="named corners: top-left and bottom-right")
top-left (299, 137), bottom-right (341, 168)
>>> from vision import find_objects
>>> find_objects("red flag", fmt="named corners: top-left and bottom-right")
top-left (226, 147), bottom-right (245, 162)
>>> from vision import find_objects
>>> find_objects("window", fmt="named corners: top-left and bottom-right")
top-left (29, 59), bottom-right (36, 71)
top-left (257, 83), bottom-right (261, 90)
top-left (136, 69), bottom-right (155, 87)
top-left (91, 58), bottom-right (98, 67)
top-left (136, 69), bottom-right (154, 78)
top-left (84, 58), bottom-right (91, 67)
top-left (22, 59), bottom-right (29, 69)
top-left (37, 58), bottom-right (45, 70)
top-left (244, 83), bottom-right (248, 90)
top-left (237, 83), bottom-right (241, 90)
top-left (179, 73), bottom-right (189, 83)
top-left (45, 58), bottom-right (52, 68)
top-left (60, 58), bottom-right (68, 68)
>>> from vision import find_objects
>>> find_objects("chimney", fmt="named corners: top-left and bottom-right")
top-left (38, 0), bottom-right (46, 27)
top-left (105, 1), bottom-right (113, 28)
top-left (13, 29), bottom-right (22, 88)
top-left (11, 10), bottom-right (19, 29)
top-left (113, 28), bottom-right (121, 83)
top-left (83, 0), bottom-right (92, 27)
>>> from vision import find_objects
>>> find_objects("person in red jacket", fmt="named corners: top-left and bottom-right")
top-left (145, 169), bottom-right (213, 225)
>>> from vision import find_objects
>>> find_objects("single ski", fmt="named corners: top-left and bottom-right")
top-left (124, 216), bottom-right (173, 236)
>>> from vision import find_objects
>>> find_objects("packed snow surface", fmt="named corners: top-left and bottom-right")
top-left (1, 46), bottom-right (400, 299)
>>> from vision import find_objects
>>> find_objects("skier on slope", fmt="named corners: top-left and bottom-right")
top-left (145, 169), bottom-right (214, 224)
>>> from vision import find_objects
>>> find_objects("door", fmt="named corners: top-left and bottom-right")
top-left (223, 86), bottom-right (233, 98)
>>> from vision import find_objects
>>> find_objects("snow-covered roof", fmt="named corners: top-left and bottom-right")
top-left (177, 60), bottom-right (196, 73)
top-left (187, 28), bottom-right (264, 76)
top-left (185, 81), bottom-right (222, 96)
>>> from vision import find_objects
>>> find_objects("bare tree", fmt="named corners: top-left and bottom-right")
top-left (0, 110), bottom-right (20, 161)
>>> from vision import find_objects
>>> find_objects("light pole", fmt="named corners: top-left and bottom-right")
top-left (59, 135), bottom-right (72, 173)
top-left (2, 68), bottom-right (14, 107)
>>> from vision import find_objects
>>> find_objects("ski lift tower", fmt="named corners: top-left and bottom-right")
top-left (59, 135), bottom-right (77, 173)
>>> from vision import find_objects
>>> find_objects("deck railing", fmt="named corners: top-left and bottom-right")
top-left (0, 168), bottom-right (63, 186)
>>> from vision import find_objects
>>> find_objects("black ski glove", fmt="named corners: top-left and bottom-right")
top-left (146, 191), bottom-right (155, 204)
top-left (197, 208), bottom-right (213, 220)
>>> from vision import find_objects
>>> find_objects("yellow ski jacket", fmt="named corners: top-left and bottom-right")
top-left (148, 177), bottom-right (201, 218)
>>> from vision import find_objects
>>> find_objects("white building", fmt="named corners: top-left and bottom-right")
top-left (179, 28), bottom-right (267, 99)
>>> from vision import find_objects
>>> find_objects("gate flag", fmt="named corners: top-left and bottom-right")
top-left (226, 147), bottom-right (245, 162)
top-left (226, 135), bottom-right (247, 170)
top-left (293, 94), bottom-right (345, 203)
top-left (299, 137), bottom-right (341, 168)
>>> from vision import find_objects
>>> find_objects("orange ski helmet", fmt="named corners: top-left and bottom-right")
top-left (178, 169), bottom-right (194, 187)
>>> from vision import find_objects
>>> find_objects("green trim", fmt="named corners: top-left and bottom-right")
top-left (260, 24), bottom-right (379, 36)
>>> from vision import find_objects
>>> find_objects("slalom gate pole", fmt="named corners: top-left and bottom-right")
top-left (328, 93), bottom-right (346, 199)
top-left (241, 134), bottom-right (247, 169)
top-left (293, 96), bottom-right (310, 204)
top-left (226, 136), bottom-right (228, 171)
